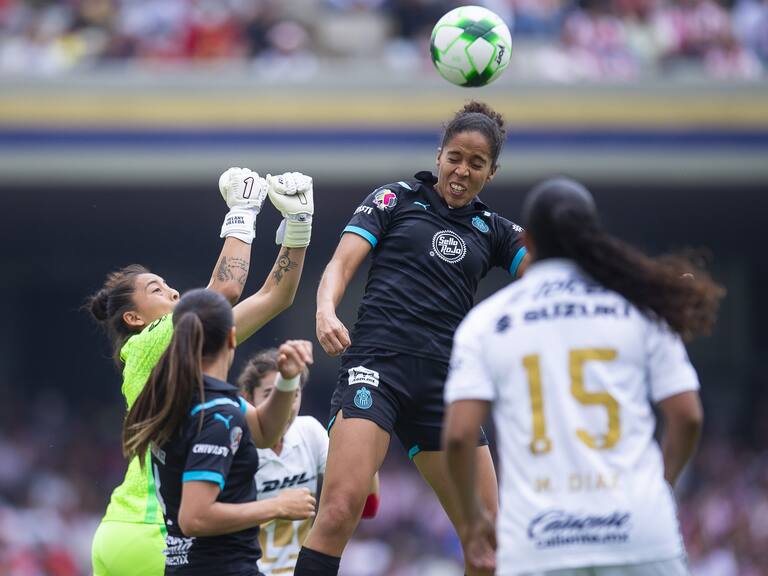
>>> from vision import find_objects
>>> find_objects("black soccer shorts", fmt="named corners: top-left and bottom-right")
top-left (328, 347), bottom-right (488, 458)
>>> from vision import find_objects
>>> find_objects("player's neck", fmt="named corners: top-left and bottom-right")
top-left (202, 355), bottom-right (230, 383)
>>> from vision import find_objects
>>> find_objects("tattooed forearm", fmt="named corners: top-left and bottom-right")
top-left (216, 256), bottom-right (249, 287)
top-left (273, 248), bottom-right (298, 285)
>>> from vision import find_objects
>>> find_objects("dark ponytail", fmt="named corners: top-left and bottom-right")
top-left (86, 264), bottom-right (150, 365)
top-left (524, 178), bottom-right (725, 340)
top-left (123, 289), bottom-right (234, 463)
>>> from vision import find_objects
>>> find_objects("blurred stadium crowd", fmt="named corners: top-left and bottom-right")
top-left (0, 395), bottom-right (766, 576)
top-left (0, 0), bottom-right (766, 79)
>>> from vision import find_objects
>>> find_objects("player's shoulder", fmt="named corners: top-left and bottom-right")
top-left (486, 209), bottom-right (524, 235)
top-left (120, 313), bottom-right (173, 362)
top-left (292, 415), bottom-right (327, 439)
top-left (460, 283), bottom-right (522, 335)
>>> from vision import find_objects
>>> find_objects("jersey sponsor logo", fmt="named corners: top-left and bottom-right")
top-left (260, 472), bottom-right (314, 493)
top-left (348, 366), bottom-right (380, 387)
top-left (430, 230), bottom-right (467, 264)
top-left (373, 189), bottom-right (398, 210)
top-left (527, 510), bottom-right (631, 549)
top-left (230, 426), bottom-right (243, 453)
top-left (472, 216), bottom-right (489, 233)
top-left (354, 205), bottom-right (373, 216)
top-left (512, 223), bottom-right (523, 233)
top-left (414, 201), bottom-right (430, 210)
top-left (495, 314), bottom-right (512, 333)
top-left (165, 535), bottom-right (195, 566)
top-left (354, 387), bottom-right (374, 410)
top-left (192, 443), bottom-right (229, 457)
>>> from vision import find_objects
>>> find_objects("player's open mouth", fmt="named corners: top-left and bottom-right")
top-left (449, 183), bottom-right (467, 194)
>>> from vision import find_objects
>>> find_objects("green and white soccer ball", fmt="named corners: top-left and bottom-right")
top-left (430, 5), bottom-right (512, 87)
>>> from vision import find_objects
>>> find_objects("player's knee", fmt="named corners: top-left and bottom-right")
top-left (317, 490), bottom-right (365, 533)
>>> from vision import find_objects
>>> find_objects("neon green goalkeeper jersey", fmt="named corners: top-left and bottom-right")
top-left (102, 313), bottom-right (173, 525)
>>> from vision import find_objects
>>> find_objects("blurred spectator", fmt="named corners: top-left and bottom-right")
top-left (0, 0), bottom-right (763, 78)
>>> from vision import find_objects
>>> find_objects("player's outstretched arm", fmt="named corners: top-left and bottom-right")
top-left (444, 399), bottom-right (497, 573)
top-left (244, 340), bottom-right (313, 448)
top-left (179, 482), bottom-right (315, 537)
top-left (316, 233), bottom-right (371, 356)
top-left (658, 391), bottom-right (703, 487)
top-left (207, 167), bottom-right (269, 304)
top-left (232, 172), bottom-right (314, 343)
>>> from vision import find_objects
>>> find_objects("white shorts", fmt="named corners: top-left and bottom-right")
top-left (518, 557), bottom-right (689, 576)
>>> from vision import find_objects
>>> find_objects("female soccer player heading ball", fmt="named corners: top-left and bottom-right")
top-left (88, 168), bottom-right (314, 576)
top-left (444, 178), bottom-right (725, 576)
top-left (296, 101), bottom-right (529, 576)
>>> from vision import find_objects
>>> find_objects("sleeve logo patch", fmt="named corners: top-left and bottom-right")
top-left (472, 216), bottom-right (489, 233)
top-left (348, 366), bottom-right (380, 387)
top-left (192, 443), bottom-right (229, 457)
top-left (373, 189), bottom-right (398, 210)
top-left (230, 426), bottom-right (243, 453)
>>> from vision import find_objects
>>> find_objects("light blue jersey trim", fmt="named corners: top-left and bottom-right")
top-left (343, 226), bottom-right (378, 248)
top-left (327, 414), bottom-right (337, 434)
top-left (408, 445), bottom-right (421, 460)
top-left (398, 181), bottom-right (412, 190)
top-left (183, 470), bottom-right (225, 490)
top-left (509, 247), bottom-right (528, 278)
top-left (238, 397), bottom-right (247, 414)
top-left (190, 398), bottom-right (240, 416)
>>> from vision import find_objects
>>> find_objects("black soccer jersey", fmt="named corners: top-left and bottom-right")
top-left (343, 171), bottom-right (526, 362)
top-left (151, 375), bottom-right (261, 576)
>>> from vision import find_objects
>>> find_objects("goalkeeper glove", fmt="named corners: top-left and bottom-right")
top-left (267, 172), bottom-right (314, 248)
top-left (218, 167), bottom-right (268, 244)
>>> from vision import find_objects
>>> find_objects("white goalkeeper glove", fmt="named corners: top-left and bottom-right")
top-left (218, 167), bottom-right (268, 244)
top-left (267, 172), bottom-right (314, 248)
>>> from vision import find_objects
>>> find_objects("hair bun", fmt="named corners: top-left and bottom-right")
top-left (89, 288), bottom-right (110, 321)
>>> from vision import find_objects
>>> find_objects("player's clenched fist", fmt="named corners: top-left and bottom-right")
top-left (218, 167), bottom-right (269, 245)
top-left (316, 310), bottom-right (351, 357)
top-left (276, 340), bottom-right (314, 380)
top-left (274, 488), bottom-right (316, 520)
top-left (267, 172), bottom-right (314, 248)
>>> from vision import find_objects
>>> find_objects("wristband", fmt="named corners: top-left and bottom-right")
top-left (221, 207), bottom-right (256, 244)
top-left (275, 374), bottom-right (300, 392)
top-left (275, 214), bottom-right (312, 248)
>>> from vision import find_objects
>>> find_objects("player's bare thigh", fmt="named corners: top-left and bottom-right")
top-left (303, 411), bottom-right (390, 556)
top-left (413, 446), bottom-right (498, 533)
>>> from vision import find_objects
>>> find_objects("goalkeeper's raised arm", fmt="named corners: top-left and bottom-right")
top-left (233, 170), bottom-right (314, 343)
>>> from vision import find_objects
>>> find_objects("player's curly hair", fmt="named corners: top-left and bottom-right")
top-left (442, 100), bottom-right (506, 167)
top-left (523, 177), bottom-right (725, 340)
top-left (237, 348), bottom-right (309, 402)
top-left (123, 288), bottom-right (233, 464)
top-left (86, 264), bottom-right (151, 365)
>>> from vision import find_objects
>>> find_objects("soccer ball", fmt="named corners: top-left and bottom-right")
top-left (430, 5), bottom-right (512, 87)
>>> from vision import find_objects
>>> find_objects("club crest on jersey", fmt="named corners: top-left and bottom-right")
top-left (354, 387), bottom-right (373, 410)
top-left (348, 366), bottom-right (380, 387)
top-left (229, 426), bottom-right (243, 453)
top-left (373, 189), bottom-right (398, 211)
top-left (430, 230), bottom-right (467, 264)
top-left (472, 216), bottom-right (489, 233)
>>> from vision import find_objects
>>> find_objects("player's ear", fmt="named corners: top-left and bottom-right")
top-left (435, 147), bottom-right (442, 167)
top-left (123, 310), bottom-right (145, 330)
top-left (486, 164), bottom-right (498, 182)
top-left (228, 326), bottom-right (237, 349)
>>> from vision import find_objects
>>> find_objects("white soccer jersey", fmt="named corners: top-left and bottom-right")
top-left (255, 416), bottom-right (328, 576)
top-left (445, 259), bottom-right (699, 574)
